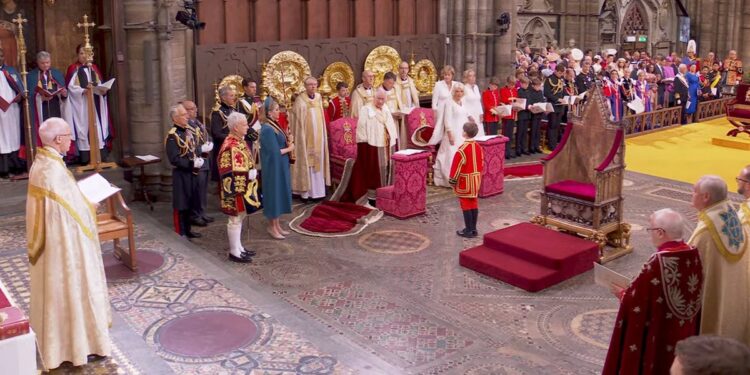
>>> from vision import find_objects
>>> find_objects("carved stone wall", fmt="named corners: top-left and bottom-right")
top-left (195, 35), bottom-right (444, 108)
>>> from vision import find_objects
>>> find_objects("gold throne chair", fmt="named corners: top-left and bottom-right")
top-left (532, 83), bottom-right (632, 262)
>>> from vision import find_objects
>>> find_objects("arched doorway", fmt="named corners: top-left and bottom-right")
top-left (620, 2), bottom-right (649, 54)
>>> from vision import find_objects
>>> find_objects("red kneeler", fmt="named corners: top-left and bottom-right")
top-left (376, 151), bottom-right (431, 219)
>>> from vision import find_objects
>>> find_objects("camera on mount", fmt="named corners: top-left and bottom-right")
top-left (176, 0), bottom-right (206, 30)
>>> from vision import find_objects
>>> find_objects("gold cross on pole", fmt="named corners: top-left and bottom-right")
top-left (11, 13), bottom-right (26, 30)
top-left (76, 14), bottom-right (95, 36)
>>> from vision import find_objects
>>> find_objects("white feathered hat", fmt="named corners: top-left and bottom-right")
top-left (687, 39), bottom-right (696, 54)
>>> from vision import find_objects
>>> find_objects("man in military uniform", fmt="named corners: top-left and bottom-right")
top-left (238, 77), bottom-right (261, 129)
top-left (181, 100), bottom-right (213, 226)
top-left (218, 112), bottom-right (259, 263)
top-left (165, 104), bottom-right (202, 239)
top-left (210, 86), bottom-right (258, 182)
top-left (543, 65), bottom-right (566, 150)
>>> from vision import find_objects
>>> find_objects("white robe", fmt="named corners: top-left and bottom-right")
top-left (0, 71), bottom-right (21, 154)
top-left (64, 66), bottom-right (110, 151)
top-left (427, 100), bottom-right (474, 187)
top-left (463, 83), bottom-right (484, 123)
top-left (27, 146), bottom-right (111, 370)
top-left (431, 80), bottom-right (458, 110)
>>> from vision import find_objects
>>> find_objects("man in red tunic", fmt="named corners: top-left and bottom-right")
top-left (449, 122), bottom-right (483, 238)
top-left (217, 112), bottom-right (260, 263)
top-left (326, 81), bottom-right (350, 123)
top-left (481, 76), bottom-right (501, 135)
top-left (603, 208), bottom-right (703, 375)
top-left (498, 75), bottom-right (518, 159)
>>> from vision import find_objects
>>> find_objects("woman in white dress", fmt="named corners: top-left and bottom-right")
top-left (461, 69), bottom-right (485, 137)
top-left (432, 65), bottom-right (458, 111)
top-left (425, 82), bottom-right (477, 187)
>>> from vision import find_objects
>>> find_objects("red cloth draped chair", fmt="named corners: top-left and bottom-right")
top-left (725, 83), bottom-right (750, 137)
top-left (477, 136), bottom-right (509, 198)
top-left (376, 151), bottom-right (431, 219)
top-left (532, 85), bottom-right (632, 262)
top-left (326, 117), bottom-right (358, 188)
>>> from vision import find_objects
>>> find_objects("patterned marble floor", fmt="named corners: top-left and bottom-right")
top-left (0, 170), bottom-right (742, 374)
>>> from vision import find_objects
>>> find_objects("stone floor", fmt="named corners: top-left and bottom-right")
top-left (0, 167), bottom-right (742, 374)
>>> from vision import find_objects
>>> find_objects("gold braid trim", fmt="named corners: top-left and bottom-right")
top-left (27, 184), bottom-right (96, 264)
top-left (549, 77), bottom-right (564, 95)
top-left (698, 210), bottom-right (747, 263)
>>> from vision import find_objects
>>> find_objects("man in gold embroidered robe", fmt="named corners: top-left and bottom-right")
top-left (350, 70), bottom-right (375, 119)
top-left (688, 175), bottom-right (750, 345)
top-left (395, 61), bottom-right (421, 149)
top-left (26, 117), bottom-right (111, 370)
top-left (289, 77), bottom-right (330, 200)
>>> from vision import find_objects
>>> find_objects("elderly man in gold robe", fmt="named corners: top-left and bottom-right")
top-left (27, 117), bottom-right (111, 370)
top-left (289, 77), bottom-right (330, 201)
top-left (350, 70), bottom-right (375, 119)
top-left (688, 175), bottom-right (750, 345)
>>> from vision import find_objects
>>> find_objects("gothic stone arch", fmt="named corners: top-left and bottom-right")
top-left (520, 17), bottom-right (556, 52)
top-left (599, 0), bottom-right (619, 46)
top-left (620, 1), bottom-right (649, 43)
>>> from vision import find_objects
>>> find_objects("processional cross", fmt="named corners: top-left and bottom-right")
top-left (76, 14), bottom-right (96, 64)
top-left (12, 13), bottom-right (35, 166)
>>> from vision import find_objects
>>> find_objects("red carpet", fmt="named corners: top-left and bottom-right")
top-left (503, 162), bottom-right (543, 178)
top-left (0, 281), bottom-right (11, 308)
top-left (459, 223), bottom-right (599, 292)
top-left (300, 201), bottom-right (374, 233)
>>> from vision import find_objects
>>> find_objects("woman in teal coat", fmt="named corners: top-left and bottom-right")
top-left (260, 98), bottom-right (295, 239)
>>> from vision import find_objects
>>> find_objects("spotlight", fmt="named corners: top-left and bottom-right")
top-left (176, 0), bottom-right (206, 30)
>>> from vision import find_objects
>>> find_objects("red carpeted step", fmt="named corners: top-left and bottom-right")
top-left (459, 245), bottom-right (558, 292)
top-left (482, 223), bottom-right (598, 272)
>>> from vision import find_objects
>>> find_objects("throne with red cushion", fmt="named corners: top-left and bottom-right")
top-left (725, 83), bottom-right (750, 137)
top-left (326, 117), bottom-right (358, 188)
top-left (532, 84), bottom-right (632, 262)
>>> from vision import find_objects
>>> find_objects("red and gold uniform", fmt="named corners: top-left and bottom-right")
top-left (724, 57), bottom-right (744, 87)
top-left (217, 134), bottom-right (261, 216)
top-left (449, 140), bottom-right (484, 210)
top-left (326, 95), bottom-right (351, 123)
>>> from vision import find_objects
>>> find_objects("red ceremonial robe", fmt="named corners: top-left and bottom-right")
top-left (449, 140), bottom-right (484, 210)
top-left (602, 241), bottom-right (703, 375)
top-left (498, 86), bottom-right (518, 120)
top-left (326, 96), bottom-right (351, 123)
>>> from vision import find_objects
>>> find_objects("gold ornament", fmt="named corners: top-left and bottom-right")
top-left (364, 45), bottom-right (401, 88)
top-left (413, 59), bottom-right (438, 95)
top-left (322, 61), bottom-right (355, 93)
top-left (263, 50), bottom-right (312, 108)
top-left (219, 74), bottom-right (245, 96)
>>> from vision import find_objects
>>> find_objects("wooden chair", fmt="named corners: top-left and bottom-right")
top-left (532, 83), bottom-right (632, 262)
top-left (97, 191), bottom-right (137, 271)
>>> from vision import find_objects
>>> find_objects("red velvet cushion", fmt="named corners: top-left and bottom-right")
top-left (728, 108), bottom-right (750, 119)
top-left (545, 180), bottom-right (596, 202)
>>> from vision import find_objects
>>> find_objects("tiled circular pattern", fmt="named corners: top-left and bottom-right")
top-left (104, 250), bottom-right (165, 281)
top-left (156, 310), bottom-right (258, 357)
top-left (538, 304), bottom-right (616, 365)
top-left (358, 230), bottom-right (431, 254)
top-left (570, 309), bottom-right (619, 349)
top-left (525, 189), bottom-right (542, 203)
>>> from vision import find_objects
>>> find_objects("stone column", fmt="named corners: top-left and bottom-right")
top-left (492, 0), bottom-right (515, 80)
top-left (698, 0), bottom-right (717, 55)
top-left (452, 0), bottom-right (465, 74)
top-left (476, 0), bottom-right (491, 83)
top-left (124, 0), bottom-right (191, 187)
top-left (742, 0), bottom-right (750, 68)
top-left (464, 0), bottom-right (478, 73)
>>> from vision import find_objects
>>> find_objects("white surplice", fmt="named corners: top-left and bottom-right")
top-left (0, 71), bottom-right (21, 154)
top-left (64, 66), bottom-right (110, 151)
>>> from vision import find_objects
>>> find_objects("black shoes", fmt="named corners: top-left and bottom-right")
top-left (229, 249), bottom-right (254, 263)
top-left (186, 231), bottom-right (202, 239)
top-left (456, 229), bottom-right (478, 238)
top-left (191, 218), bottom-right (208, 227)
top-left (202, 216), bottom-right (215, 223)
